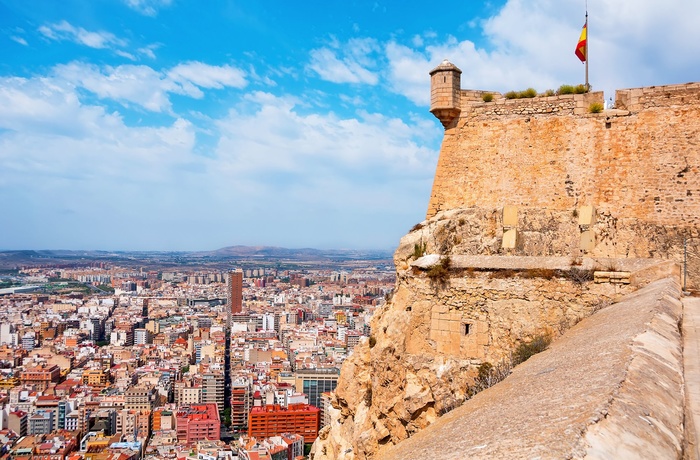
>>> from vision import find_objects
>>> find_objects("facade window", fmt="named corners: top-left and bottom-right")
top-left (462, 323), bottom-right (472, 335)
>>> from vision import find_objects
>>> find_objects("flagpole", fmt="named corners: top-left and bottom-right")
top-left (585, 7), bottom-right (589, 90)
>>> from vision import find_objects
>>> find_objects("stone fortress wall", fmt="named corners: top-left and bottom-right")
top-left (428, 61), bottom-right (700, 287)
top-left (311, 64), bottom-right (700, 460)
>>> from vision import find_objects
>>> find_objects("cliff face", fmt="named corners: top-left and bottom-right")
top-left (377, 277), bottom-right (685, 460)
top-left (311, 208), bottom-right (665, 460)
top-left (312, 79), bottom-right (698, 459)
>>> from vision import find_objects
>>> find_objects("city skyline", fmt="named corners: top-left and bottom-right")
top-left (1, 0), bottom-right (699, 251)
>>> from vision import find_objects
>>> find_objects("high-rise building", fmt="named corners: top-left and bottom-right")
top-left (201, 373), bottom-right (224, 411)
top-left (294, 368), bottom-right (340, 410)
top-left (227, 270), bottom-right (243, 316)
top-left (231, 377), bottom-right (253, 430)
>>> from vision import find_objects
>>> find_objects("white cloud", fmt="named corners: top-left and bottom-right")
top-left (53, 62), bottom-right (177, 112)
top-left (308, 38), bottom-right (380, 85)
top-left (51, 61), bottom-right (249, 112)
top-left (38, 20), bottom-right (127, 49)
top-left (0, 73), bottom-right (205, 249)
top-left (215, 91), bottom-right (437, 177)
top-left (10, 36), bottom-right (28, 46)
top-left (383, 0), bottom-right (700, 105)
top-left (168, 62), bottom-right (247, 92)
top-left (123, 0), bottom-right (173, 16)
top-left (0, 72), bottom-right (437, 250)
top-left (137, 44), bottom-right (159, 59)
top-left (115, 50), bottom-right (137, 60)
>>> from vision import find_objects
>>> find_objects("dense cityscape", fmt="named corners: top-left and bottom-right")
top-left (0, 249), bottom-right (395, 460)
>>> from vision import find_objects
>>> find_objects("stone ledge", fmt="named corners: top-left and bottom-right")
top-left (411, 254), bottom-right (665, 275)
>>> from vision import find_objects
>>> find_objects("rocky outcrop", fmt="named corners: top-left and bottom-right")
top-left (378, 277), bottom-right (685, 459)
top-left (311, 209), bottom-right (676, 460)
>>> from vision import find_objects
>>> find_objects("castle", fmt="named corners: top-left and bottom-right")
top-left (311, 62), bottom-right (699, 459)
top-left (428, 59), bottom-right (700, 289)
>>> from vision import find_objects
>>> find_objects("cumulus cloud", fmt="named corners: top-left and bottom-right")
top-left (53, 62), bottom-right (177, 112)
top-left (38, 20), bottom-right (127, 49)
top-left (308, 38), bottom-right (381, 84)
top-left (215, 91), bottom-right (437, 178)
top-left (51, 61), bottom-right (248, 112)
top-left (0, 73), bottom-right (204, 249)
top-left (383, 0), bottom-right (700, 105)
top-left (123, 0), bottom-right (173, 16)
top-left (0, 72), bottom-right (438, 250)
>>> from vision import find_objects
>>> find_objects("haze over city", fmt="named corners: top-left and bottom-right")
top-left (1, 0), bottom-right (699, 251)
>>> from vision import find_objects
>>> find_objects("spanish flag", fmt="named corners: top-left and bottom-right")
top-left (575, 22), bottom-right (587, 62)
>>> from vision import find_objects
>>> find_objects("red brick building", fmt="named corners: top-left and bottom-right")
top-left (248, 404), bottom-right (320, 440)
top-left (175, 404), bottom-right (220, 444)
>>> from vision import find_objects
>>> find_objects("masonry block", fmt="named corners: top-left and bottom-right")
top-left (503, 206), bottom-right (518, 227)
top-left (580, 229), bottom-right (596, 251)
top-left (578, 205), bottom-right (595, 226)
top-left (502, 228), bottom-right (517, 249)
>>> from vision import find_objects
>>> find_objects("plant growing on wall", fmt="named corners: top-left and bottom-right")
top-left (513, 334), bottom-right (552, 364)
top-left (413, 239), bottom-right (427, 259)
top-left (589, 102), bottom-right (604, 113)
top-left (426, 255), bottom-right (451, 284)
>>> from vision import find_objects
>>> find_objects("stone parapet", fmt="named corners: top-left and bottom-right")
top-left (616, 82), bottom-right (700, 112)
top-left (463, 91), bottom-right (603, 117)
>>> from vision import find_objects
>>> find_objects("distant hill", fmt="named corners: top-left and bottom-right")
top-left (0, 246), bottom-right (394, 269)
top-left (194, 245), bottom-right (392, 260)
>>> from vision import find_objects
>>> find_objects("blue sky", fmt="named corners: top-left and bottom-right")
top-left (1, 0), bottom-right (699, 251)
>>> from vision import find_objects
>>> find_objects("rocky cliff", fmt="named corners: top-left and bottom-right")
top-left (311, 208), bottom-right (678, 459)
top-left (312, 75), bottom-right (698, 458)
top-left (378, 277), bottom-right (686, 459)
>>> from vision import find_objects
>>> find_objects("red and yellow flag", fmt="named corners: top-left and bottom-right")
top-left (575, 22), bottom-right (587, 62)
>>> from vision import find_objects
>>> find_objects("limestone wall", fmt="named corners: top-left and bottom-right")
top-left (426, 83), bottom-right (700, 287)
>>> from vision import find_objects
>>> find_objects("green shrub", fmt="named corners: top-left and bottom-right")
top-left (574, 84), bottom-right (588, 94)
top-left (413, 240), bottom-right (427, 259)
top-left (557, 84), bottom-right (575, 95)
top-left (426, 256), bottom-right (451, 284)
top-left (519, 87), bottom-right (537, 98)
top-left (513, 334), bottom-right (552, 364)
top-left (504, 88), bottom-right (538, 99)
top-left (482, 93), bottom-right (494, 102)
top-left (543, 89), bottom-right (555, 97)
top-left (589, 102), bottom-right (604, 113)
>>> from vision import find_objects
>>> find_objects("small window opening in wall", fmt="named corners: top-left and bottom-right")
top-left (462, 323), bottom-right (472, 335)
top-left (443, 76), bottom-right (446, 83)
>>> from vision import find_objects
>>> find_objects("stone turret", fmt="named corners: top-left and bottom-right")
top-left (429, 59), bottom-right (462, 128)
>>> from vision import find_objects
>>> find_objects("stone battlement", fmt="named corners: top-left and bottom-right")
top-left (616, 81), bottom-right (700, 111)
top-left (461, 90), bottom-right (603, 116)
